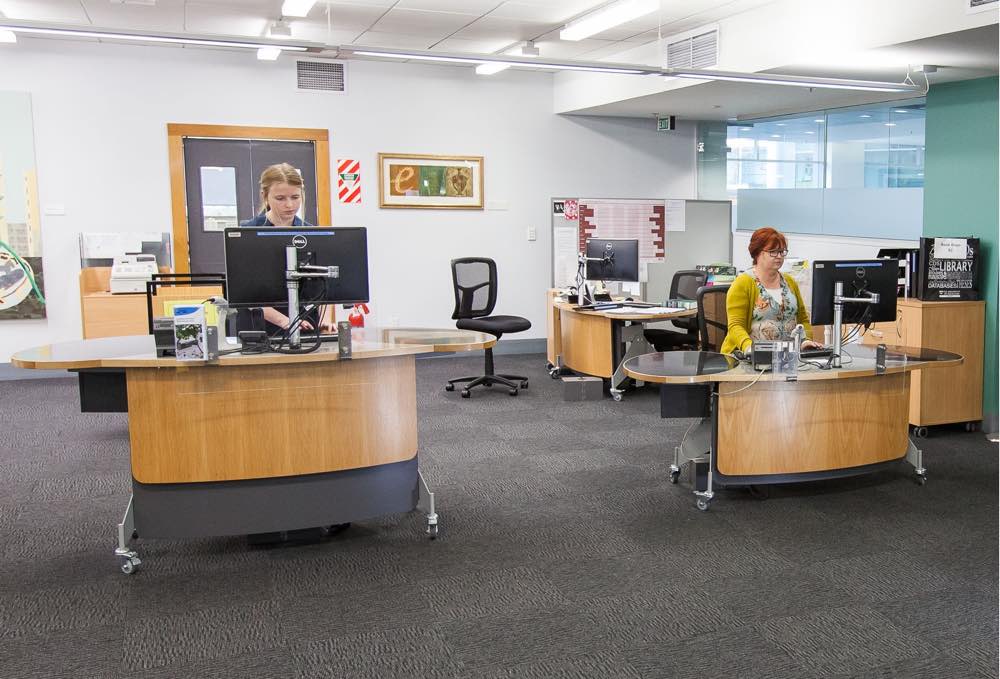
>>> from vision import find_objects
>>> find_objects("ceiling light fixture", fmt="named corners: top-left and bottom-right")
top-left (666, 68), bottom-right (920, 93)
top-left (345, 48), bottom-right (648, 75)
top-left (269, 21), bottom-right (292, 38)
top-left (560, 0), bottom-right (658, 41)
top-left (281, 0), bottom-right (317, 18)
top-left (257, 47), bottom-right (282, 61)
top-left (520, 41), bottom-right (540, 57)
top-left (814, 119), bottom-right (824, 123)
top-left (476, 62), bottom-right (509, 75)
top-left (0, 24), bottom-right (309, 51)
top-left (0, 29), bottom-right (16, 44)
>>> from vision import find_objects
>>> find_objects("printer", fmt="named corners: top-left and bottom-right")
top-left (110, 254), bottom-right (158, 294)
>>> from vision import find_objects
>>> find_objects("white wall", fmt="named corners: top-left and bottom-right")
top-left (0, 39), bottom-right (697, 361)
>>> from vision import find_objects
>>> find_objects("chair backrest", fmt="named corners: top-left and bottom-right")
top-left (451, 257), bottom-right (497, 320)
top-left (697, 284), bottom-right (730, 352)
top-left (670, 270), bottom-right (708, 332)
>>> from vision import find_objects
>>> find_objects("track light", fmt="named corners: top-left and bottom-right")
top-left (0, 24), bottom-right (308, 52)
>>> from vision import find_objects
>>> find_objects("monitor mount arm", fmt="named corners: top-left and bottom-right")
top-left (285, 246), bottom-right (339, 348)
top-left (831, 281), bottom-right (880, 368)
top-left (575, 252), bottom-right (613, 306)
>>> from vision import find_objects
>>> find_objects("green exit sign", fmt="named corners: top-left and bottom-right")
top-left (657, 115), bottom-right (676, 131)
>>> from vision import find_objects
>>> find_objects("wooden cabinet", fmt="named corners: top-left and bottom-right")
top-left (80, 268), bottom-right (150, 339)
top-left (863, 299), bottom-right (985, 428)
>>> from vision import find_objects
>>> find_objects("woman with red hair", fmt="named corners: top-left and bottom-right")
top-left (720, 227), bottom-right (821, 355)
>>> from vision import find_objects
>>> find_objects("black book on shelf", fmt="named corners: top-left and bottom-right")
top-left (915, 236), bottom-right (980, 301)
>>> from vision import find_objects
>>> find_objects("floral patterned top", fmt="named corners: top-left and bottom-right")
top-left (748, 271), bottom-right (799, 342)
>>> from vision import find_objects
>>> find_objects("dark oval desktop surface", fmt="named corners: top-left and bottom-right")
top-left (624, 351), bottom-right (739, 378)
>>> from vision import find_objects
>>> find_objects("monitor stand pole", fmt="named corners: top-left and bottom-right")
top-left (285, 246), bottom-right (301, 349)
top-left (831, 280), bottom-right (880, 369)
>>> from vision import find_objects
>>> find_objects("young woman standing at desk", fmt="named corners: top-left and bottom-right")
top-left (721, 226), bottom-right (822, 355)
top-left (239, 163), bottom-right (332, 333)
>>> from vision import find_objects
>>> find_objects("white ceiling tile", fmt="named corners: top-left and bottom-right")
top-left (396, 0), bottom-right (499, 13)
top-left (311, 3), bottom-right (387, 31)
top-left (322, 0), bottom-right (396, 6)
top-left (572, 40), bottom-right (635, 60)
top-left (452, 16), bottom-right (553, 41)
top-left (371, 8), bottom-right (480, 38)
top-left (184, 3), bottom-right (269, 37)
top-left (353, 30), bottom-right (437, 49)
top-left (80, 0), bottom-right (186, 32)
top-left (0, 0), bottom-right (89, 23)
top-left (432, 36), bottom-right (518, 54)
top-left (488, 0), bottom-right (598, 24)
top-left (534, 36), bottom-right (615, 59)
top-left (286, 24), bottom-right (360, 44)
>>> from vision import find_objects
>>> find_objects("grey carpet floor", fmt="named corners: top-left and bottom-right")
top-left (0, 353), bottom-right (996, 679)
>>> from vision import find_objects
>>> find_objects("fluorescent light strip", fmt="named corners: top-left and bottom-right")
top-left (0, 25), bottom-right (309, 51)
top-left (282, 0), bottom-right (317, 17)
top-left (350, 49), bottom-right (645, 75)
top-left (257, 47), bottom-right (282, 61)
top-left (0, 29), bottom-right (15, 44)
top-left (476, 63), bottom-right (510, 75)
top-left (670, 71), bottom-right (915, 93)
top-left (561, 0), bottom-right (658, 41)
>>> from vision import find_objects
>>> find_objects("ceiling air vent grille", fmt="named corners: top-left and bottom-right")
top-left (296, 61), bottom-right (346, 92)
top-left (665, 27), bottom-right (719, 69)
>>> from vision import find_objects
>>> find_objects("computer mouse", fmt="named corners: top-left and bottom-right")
top-left (625, 297), bottom-right (634, 301)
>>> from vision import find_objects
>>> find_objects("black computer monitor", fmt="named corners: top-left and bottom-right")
top-left (811, 260), bottom-right (897, 326)
top-left (223, 227), bottom-right (369, 306)
top-left (585, 238), bottom-right (639, 282)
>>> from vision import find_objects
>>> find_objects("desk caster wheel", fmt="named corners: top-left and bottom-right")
top-left (915, 473), bottom-right (927, 486)
top-left (520, 380), bottom-right (529, 389)
top-left (508, 388), bottom-right (518, 396)
top-left (913, 426), bottom-right (929, 439)
top-left (611, 391), bottom-right (623, 402)
top-left (965, 421), bottom-right (980, 432)
top-left (461, 389), bottom-right (471, 398)
top-left (427, 524), bottom-right (439, 540)
top-left (119, 555), bottom-right (141, 575)
top-left (696, 498), bottom-right (711, 512)
top-left (549, 369), bottom-right (560, 379)
top-left (445, 384), bottom-right (455, 392)
top-left (485, 382), bottom-right (493, 388)
top-left (669, 470), bottom-right (680, 484)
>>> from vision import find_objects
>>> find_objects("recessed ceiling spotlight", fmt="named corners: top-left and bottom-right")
top-left (885, 122), bottom-right (896, 127)
top-left (859, 114), bottom-right (872, 118)
top-left (739, 127), bottom-right (751, 131)
top-left (813, 119), bottom-right (824, 123)
top-left (776, 122), bottom-right (786, 126)
top-left (770, 134), bottom-right (780, 138)
top-left (805, 131), bottom-right (814, 134)
top-left (893, 109), bottom-right (909, 113)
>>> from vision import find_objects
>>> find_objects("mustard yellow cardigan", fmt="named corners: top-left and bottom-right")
top-left (720, 272), bottom-right (813, 356)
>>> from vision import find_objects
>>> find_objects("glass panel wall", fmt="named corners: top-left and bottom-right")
top-left (723, 99), bottom-right (925, 240)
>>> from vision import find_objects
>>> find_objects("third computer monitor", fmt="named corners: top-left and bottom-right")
top-left (585, 238), bottom-right (639, 282)
top-left (223, 226), bottom-right (369, 306)
top-left (811, 259), bottom-right (897, 326)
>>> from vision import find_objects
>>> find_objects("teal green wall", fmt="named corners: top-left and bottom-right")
top-left (923, 76), bottom-right (999, 425)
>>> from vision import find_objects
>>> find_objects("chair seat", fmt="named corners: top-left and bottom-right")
top-left (645, 328), bottom-right (698, 351)
top-left (457, 315), bottom-right (531, 336)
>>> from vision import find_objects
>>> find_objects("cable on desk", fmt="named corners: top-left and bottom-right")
top-left (716, 368), bottom-right (767, 396)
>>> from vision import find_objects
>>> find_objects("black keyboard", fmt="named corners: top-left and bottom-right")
top-left (801, 347), bottom-right (833, 359)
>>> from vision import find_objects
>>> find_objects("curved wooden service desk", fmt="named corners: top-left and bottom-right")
top-left (546, 291), bottom-right (697, 400)
top-left (12, 328), bottom-right (495, 573)
top-left (623, 345), bottom-right (962, 511)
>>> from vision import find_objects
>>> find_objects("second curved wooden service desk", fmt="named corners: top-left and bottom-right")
top-left (623, 345), bottom-right (962, 511)
top-left (11, 328), bottom-right (495, 573)
top-left (546, 290), bottom-right (697, 400)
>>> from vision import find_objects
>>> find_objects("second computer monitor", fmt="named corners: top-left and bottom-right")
top-left (811, 259), bottom-right (897, 326)
top-left (585, 238), bottom-right (639, 282)
top-left (224, 227), bottom-right (369, 306)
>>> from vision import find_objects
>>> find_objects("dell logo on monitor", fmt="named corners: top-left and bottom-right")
top-left (292, 235), bottom-right (308, 248)
top-left (856, 267), bottom-right (866, 279)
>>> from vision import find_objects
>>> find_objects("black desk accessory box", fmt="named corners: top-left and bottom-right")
top-left (916, 236), bottom-right (980, 301)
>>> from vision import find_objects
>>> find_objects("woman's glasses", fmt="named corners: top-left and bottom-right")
top-left (765, 249), bottom-right (789, 258)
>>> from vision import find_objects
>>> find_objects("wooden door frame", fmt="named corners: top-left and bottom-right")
top-left (167, 123), bottom-right (331, 274)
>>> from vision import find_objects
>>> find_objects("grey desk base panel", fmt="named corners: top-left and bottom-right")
top-left (114, 457), bottom-right (438, 574)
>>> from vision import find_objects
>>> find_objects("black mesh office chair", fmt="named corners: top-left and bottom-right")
top-left (446, 258), bottom-right (532, 398)
top-left (697, 284), bottom-right (730, 352)
top-left (644, 270), bottom-right (708, 351)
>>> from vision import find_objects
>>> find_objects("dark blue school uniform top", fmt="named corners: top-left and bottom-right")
top-left (239, 213), bottom-right (310, 227)
top-left (236, 213), bottom-right (316, 334)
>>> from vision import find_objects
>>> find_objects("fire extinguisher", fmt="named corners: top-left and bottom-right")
top-left (349, 303), bottom-right (370, 328)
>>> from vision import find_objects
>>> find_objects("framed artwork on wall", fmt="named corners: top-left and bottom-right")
top-left (378, 153), bottom-right (483, 209)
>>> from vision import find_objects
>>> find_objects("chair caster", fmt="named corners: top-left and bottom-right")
top-left (119, 553), bottom-right (141, 575)
top-left (427, 524), bottom-right (439, 539)
top-left (508, 388), bottom-right (518, 396)
top-left (696, 498), bottom-right (711, 512)
top-left (461, 389), bottom-right (471, 398)
top-left (915, 472), bottom-right (927, 486)
top-left (520, 380), bottom-right (529, 389)
top-left (549, 368), bottom-right (560, 379)
top-left (445, 384), bottom-right (455, 392)
top-left (912, 426), bottom-right (929, 438)
top-left (669, 470), bottom-right (680, 484)
top-left (610, 391), bottom-right (623, 402)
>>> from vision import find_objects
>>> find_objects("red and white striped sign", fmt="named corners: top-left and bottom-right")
top-left (337, 158), bottom-right (361, 204)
